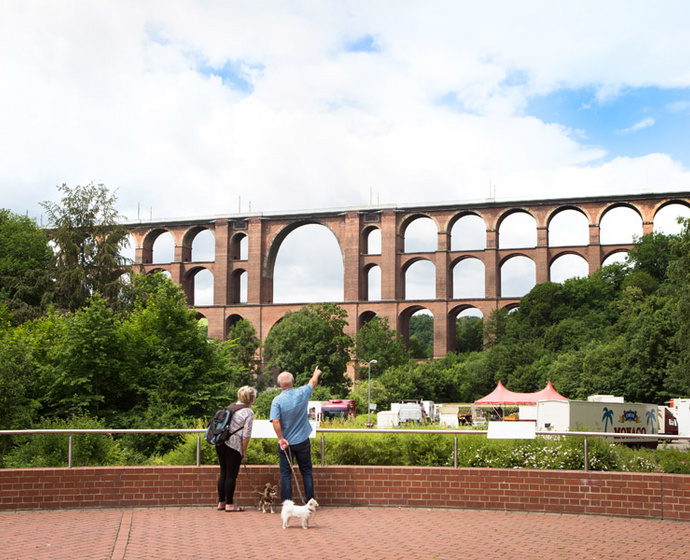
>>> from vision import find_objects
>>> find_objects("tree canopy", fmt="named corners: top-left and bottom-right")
top-left (263, 303), bottom-right (352, 393)
top-left (41, 183), bottom-right (130, 311)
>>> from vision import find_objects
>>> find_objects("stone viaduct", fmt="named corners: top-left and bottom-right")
top-left (126, 191), bottom-right (690, 362)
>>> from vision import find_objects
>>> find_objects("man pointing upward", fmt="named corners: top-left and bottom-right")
top-left (270, 366), bottom-right (322, 502)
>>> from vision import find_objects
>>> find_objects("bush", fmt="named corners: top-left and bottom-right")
top-left (3, 414), bottom-right (126, 468)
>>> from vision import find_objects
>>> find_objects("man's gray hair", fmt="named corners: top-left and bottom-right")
top-left (277, 371), bottom-right (294, 389)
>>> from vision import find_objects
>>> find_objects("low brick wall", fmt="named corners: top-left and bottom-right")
top-left (1, 465), bottom-right (689, 521)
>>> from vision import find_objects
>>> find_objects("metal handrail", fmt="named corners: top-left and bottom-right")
top-left (2, 427), bottom-right (687, 470)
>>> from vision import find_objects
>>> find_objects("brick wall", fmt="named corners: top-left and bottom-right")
top-left (1, 466), bottom-right (689, 521)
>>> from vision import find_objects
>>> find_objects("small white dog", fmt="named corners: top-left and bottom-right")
top-left (281, 498), bottom-right (319, 529)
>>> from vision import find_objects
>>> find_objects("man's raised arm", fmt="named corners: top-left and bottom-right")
top-left (308, 366), bottom-right (323, 388)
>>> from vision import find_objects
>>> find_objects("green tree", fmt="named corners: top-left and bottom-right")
top-left (627, 231), bottom-right (677, 282)
top-left (224, 319), bottom-right (261, 373)
top-left (0, 209), bottom-right (53, 323)
top-left (41, 183), bottom-right (130, 311)
top-left (0, 320), bottom-right (41, 462)
top-left (353, 316), bottom-right (409, 377)
top-left (455, 316), bottom-right (484, 353)
top-left (408, 313), bottom-right (433, 358)
top-left (43, 294), bottom-right (132, 421)
top-left (263, 303), bottom-right (353, 393)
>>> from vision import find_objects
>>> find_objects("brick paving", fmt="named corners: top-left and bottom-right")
top-left (1, 506), bottom-right (690, 560)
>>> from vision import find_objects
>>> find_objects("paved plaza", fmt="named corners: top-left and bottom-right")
top-left (1, 505), bottom-right (689, 560)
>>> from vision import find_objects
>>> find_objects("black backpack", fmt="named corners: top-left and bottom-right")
top-left (204, 404), bottom-right (247, 446)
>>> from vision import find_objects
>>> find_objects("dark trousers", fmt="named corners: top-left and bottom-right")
top-left (278, 438), bottom-right (314, 502)
top-left (216, 444), bottom-right (242, 504)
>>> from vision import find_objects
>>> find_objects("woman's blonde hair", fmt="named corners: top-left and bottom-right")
top-left (237, 386), bottom-right (257, 405)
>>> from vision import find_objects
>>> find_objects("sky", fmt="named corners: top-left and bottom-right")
top-left (3, 0), bottom-right (690, 307)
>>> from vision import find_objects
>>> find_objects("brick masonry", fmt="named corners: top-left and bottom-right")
top-left (126, 192), bottom-right (690, 359)
top-left (1, 465), bottom-right (689, 521)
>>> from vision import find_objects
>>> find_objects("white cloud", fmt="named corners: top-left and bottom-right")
top-left (618, 117), bottom-right (656, 135)
top-left (1, 0), bottom-right (690, 232)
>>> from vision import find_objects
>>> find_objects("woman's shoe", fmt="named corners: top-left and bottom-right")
top-left (217, 501), bottom-right (226, 511)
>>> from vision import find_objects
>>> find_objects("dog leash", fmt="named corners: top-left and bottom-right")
top-left (284, 447), bottom-right (306, 504)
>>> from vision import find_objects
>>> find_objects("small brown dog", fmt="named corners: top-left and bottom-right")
top-left (258, 483), bottom-right (279, 513)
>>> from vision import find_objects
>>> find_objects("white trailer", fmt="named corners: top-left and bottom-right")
top-left (536, 399), bottom-right (662, 443)
top-left (669, 398), bottom-right (690, 437)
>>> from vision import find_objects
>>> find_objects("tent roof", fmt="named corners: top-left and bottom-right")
top-left (474, 381), bottom-right (567, 405)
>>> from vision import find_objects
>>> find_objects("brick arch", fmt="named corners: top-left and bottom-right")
top-left (137, 227), bottom-right (173, 264)
top-left (362, 262), bottom-right (381, 302)
top-left (547, 248), bottom-right (590, 268)
top-left (596, 201), bottom-right (643, 225)
top-left (361, 225), bottom-right (381, 255)
top-left (358, 310), bottom-right (379, 329)
top-left (183, 265), bottom-right (213, 306)
top-left (397, 304), bottom-right (433, 349)
top-left (495, 207), bottom-right (537, 230)
top-left (230, 231), bottom-right (247, 260)
top-left (181, 225), bottom-right (215, 263)
top-left (654, 198), bottom-right (690, 215)
top-left (601, 247), bottom-right (631, 264)
top-left (225, 313), bottom-right (245, 337)
top-left (125, 191), bottom-right (690, 360)
top-left (263, 220), bottom-right (344, 281)
top-left (399, 213), bottom-right (438, 254)
top-left (546, 204), bottom-right (591, 227)
top-left (447, 304), bottom-right (484, 353)
top-left (228, 268), bottom-right (247, 304)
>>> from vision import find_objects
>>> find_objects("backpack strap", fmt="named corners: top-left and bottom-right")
top-left (225, 403), bottom-right (250, 438)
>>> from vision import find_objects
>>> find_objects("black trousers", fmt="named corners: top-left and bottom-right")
top-left (216, 444), bottom-right (242, 504)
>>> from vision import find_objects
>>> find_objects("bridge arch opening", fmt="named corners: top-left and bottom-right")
top-left (399, 307), bottom-right (434, 359)
top-left (602, 250), bottom-right (629, 267)
top-left (404, 259), bottom-right (435, 300)
top-left (452, 257), bottom-right (485, 299)
top-left (450, 213), bottom-right (486, 250)
top-left (365, 264), bottom-right (381, 301)
top-left (450, 305), bottom-right (484, 354)
top-left (600, 205), bottom-right (642, 245)
top-left (189, 228), bottom-right (215, 262)
top-left (151, 231), bottom-right (175, 264)
top-left (654, 202), bottom-right (690, 235)
top-left (402, 215), bottom-right (437, 253)
top-left (550, 253), bottom-right (589, 283)
top-left (272, 223), bottom-right (344, 304)
top-left (498, 211), bottom-right (537, 249)
top-left (186, 267), bottom-right (214, 306)
top-left (364, 226), bottom-right (381, 255)
top-left (229, 269), bottom-right (247, 304)
top-left (548, 208), bottom-right (589, 247)
top-left (226, 314), bottom-right (245, 337)
top-left (500, 255), bottom-right (536, 297)
top-left (230, 232), bottom-right (248, 260)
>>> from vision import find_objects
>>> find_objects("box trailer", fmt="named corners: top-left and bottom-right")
top-left (536, 399), bottom-right (675, 444)
top-left (320, 399), bottom-right (356, 421)
top-left (669, 398), bottom-right (690, 437)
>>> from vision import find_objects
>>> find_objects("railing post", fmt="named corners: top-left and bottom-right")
top-left (321, 434), bottom-right (325, 466)
top-left (68, 436), bottom-right (73, 468)
top-left (583, 437), bottom-right (588, 472)
top-left (196, 436), bottom-right (201, 467)
top-left (454, 436), bottom-right (458, 468)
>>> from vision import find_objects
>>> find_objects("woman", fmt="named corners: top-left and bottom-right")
top-left (216, 385), bottom-right (257, 512)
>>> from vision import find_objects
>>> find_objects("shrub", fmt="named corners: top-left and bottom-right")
top-left (4, 414), bottom-right (126, 468)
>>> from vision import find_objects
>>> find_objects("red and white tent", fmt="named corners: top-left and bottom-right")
top-left (474, 381), bottom-right (567, 405)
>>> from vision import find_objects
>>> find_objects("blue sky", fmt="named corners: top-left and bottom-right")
top-left (527, 87), bottom-right (690, 166)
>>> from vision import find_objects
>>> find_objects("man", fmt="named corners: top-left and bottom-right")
top-left (270, 366), bottom-right (322, 502)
